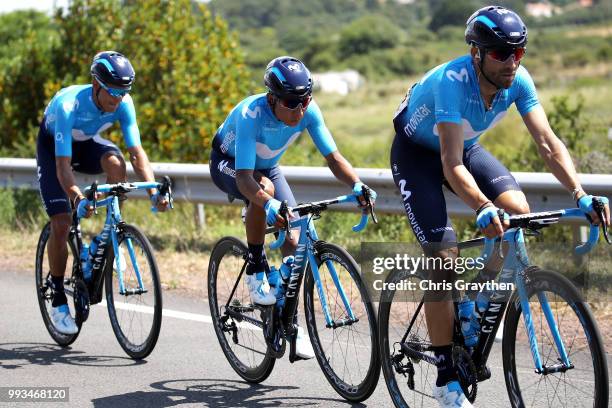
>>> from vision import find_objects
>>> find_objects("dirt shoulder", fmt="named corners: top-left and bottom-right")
top-left (0, 229), bottom-right (210, 300)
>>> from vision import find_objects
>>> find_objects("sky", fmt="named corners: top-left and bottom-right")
top-left (0, 0), bottom-right (69, 14)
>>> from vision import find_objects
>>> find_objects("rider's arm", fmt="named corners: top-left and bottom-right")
top-left (54, 98), bottom-right (84, 205)
top-left (440, 124), bottom-right (504, 237)
top-left (127, 145), bottom-right (157, 196)
top-left (305, 101), bottom-right (362, 191)
top-left (118, 96), bottom-right (158, 197)
top-left (522, 106), bottom-right (583, 195)
top-left (438, 122), bottom-right (490, 211)
top-left (236, 170), bottom-right (273, 208)
top-left (55, 157), bottom-right (84, 206)
top-left (324, 151), bottom-right (360, 186)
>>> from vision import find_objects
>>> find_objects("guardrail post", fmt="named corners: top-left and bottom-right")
top-left (195, 203), bottom-right (206, 230)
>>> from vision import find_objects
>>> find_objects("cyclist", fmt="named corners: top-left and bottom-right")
top-left (36, 51), bottom-right (169, 335)
top-left (210, 56), bottom-right (376, 359)
top-left (390, 6), bottom-right (610, 407)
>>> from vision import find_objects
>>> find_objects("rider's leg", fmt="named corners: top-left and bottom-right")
top-left (390, 134), bottom-right (462, 388)
top-left (36, 127), bottom-right (74, 307)
top-left (100, 152), bottom-right (127, 183)
top-left (424, 245), bottom-right (460, 386)
top-left (245, 173), bottom-right (274, 274)
top-left (48, 212), bottom-right (72, 305)
top-left (264, 166), bottom-right (298, 257)
top-left (466, 143), bottom-right (530, 279)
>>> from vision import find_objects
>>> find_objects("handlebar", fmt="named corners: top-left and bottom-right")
top-left (479, 198), bottom-right (609, 261)
top-left (78, 177), bottom-right (174, 219)
top-left (269, 193), bottom-right (377, 250)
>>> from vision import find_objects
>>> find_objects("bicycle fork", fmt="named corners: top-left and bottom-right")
top-left (108, 197), bottom-right (146, 297)
top-left (307, 225), bottom-right (358, 329)
top-left (511, 230), bottom-right (573, 375)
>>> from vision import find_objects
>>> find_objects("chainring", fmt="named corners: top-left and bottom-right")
top-left (454, 346), bottom-right (478, 403)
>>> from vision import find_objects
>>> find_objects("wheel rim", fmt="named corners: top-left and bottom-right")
top-left (509, 285), bottom-right (600, 408)
top-left (107, 230), bottom-right (159, 353)
top-left (210, 240), bottom-right (271, 374)
top-left (307, 251), bottom-right (377, 395)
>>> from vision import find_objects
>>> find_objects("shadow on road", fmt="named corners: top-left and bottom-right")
top-left (92, 378), bottom-right (367, 407)
top-left (0, 342), bottom-right (146, 369)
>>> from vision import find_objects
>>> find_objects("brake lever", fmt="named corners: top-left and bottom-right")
top-left (361, 185), bottom-right (378, 224)
top-left (593, 198), bottom-right (610, 244)
top-left (496, 209), bottom-right (507, 259)
top-left (279, 200), bottom-right (291, 241)
top-left (160, 175), bottom-right (174, 209)
top-left (86, 181), bottom-right (98, 215)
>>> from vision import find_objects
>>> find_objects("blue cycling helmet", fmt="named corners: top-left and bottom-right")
top-left (264, 56), bottom-right (312, 101)
top-left (90, 51), bottom-right (135, 90)
top-left (465, 6), bottom-right (527, 49)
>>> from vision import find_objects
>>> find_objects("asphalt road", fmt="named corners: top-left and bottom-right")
top-left (0, 270), bottom-right (606, 408)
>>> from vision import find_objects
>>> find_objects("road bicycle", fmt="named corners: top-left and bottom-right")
top-left (208, 191), bottom-right (381, 402)
top-left (35, 177), bottom-right (173, 359)
top-left (378, 198), bottom-right (609, 407)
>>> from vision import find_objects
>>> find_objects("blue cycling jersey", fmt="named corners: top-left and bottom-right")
top-left (214, 93), bottom-right (337, 170)
top-left (43, 85), bottom-right (141, 157)
top-left (394, 55), bottom-right (540, 152)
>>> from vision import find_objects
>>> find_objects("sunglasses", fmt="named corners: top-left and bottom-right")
top-left (487, 47), bottom-right (526, 63)
top-left (279, 95), bottom-right (311, 111)
top-left (97, 79), bottom-right (130, 98)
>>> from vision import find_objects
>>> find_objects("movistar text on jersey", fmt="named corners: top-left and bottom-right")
top-left (372, 254), bottom-right (485, 275)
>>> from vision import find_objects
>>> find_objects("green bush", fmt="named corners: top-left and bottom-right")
top-left (338, 15), bottom-right (403, 58)
top-left (0, 188), bottom-right (16, 227)
top-left (0, 0), bottom-right (250, 163)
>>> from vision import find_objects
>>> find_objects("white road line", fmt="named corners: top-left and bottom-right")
top-left (99, 300), bottom-right (213, 323)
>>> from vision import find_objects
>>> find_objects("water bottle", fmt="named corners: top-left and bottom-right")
top-left (475, 291), bottom-right (489, 318)
top-left (80, 242), bottom-right (90, 280)
top-left (279, 255), bottom-right (294, 281)
top-left (267, 266), bottom-right (284, 308)
top-left (458, 297), bottom-right (480, 347)
top-left (270, 256), bottom-right (295, 309)
top-left (83, 236), bottom-right (102, 282)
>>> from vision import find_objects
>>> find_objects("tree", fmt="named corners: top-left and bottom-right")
top-left (338, 15), bottom-right (402, 59)
top-left (0, 0), bottom-right (250, 162)
top-left (429, 0), bottom-right (476, 33)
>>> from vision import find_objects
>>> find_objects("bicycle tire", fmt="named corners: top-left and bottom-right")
top-left (303, 242), bottom-right (380, 402)
top-left (35, 222), bottom-right (82, 346)
top-left (502, 268), bottom-right (608, 408)
top-left (378, 268), bottom-right (441, 408)
top-left (208, 236), bottom-right (276, 383)
top-left (105, 223), bottom-right (162, 359)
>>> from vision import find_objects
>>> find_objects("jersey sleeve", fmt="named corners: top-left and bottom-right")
top-left (118, 95), bottom-right (141, 148)
top-left (433, 65), bottom-right (466, 125)
top-left (513, 66), bottom-right (540, 116)
top-left (305, 101), bottom-right (337, 156)
top-left (54, 100), bottom-right (76, 157)
top-left (234, 102), bottom-right (260, 170)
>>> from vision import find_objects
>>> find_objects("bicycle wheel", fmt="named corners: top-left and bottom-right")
top-left (303, 242), bottom-right (380, 402)
top-left (105, 224), bottom-right (162, 359)
top-left (503, 268), bottom-right (608, 408)
top-left (35, 222), bottom-right (82, 346)
top-left (378, 269), bottom-right (439, 408)
top-left (208, 236), bottom-right (275, 383)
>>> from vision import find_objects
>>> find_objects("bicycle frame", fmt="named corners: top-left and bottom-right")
top-left (277, 214), bottom-right (358, 332)
top-left (473, 207), bottom-right (600, 375)
top-left (255, 193), bottom-right (369, 337)
top-left (78, 181), bottom-right (160, 297)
